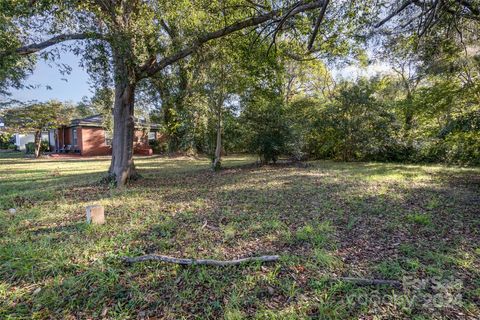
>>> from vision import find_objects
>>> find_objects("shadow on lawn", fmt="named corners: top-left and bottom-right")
top-left (0, 171), bottom-right (110, 209)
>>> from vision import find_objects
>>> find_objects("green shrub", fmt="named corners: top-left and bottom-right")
top-left (0, 132), bottom-right (13, 149)
top-left (149, 139), bottom-right (167, 154)
top-left (25, 142), bottom-right (35, 154)
top-left (25, 140), bottom-right (50, 154)
top-left (444, 132), bottom-right (480, 165)
top-left (305, 79), bottom-right (400, 162)
top-left (242, 95), bottom-right (292, 164)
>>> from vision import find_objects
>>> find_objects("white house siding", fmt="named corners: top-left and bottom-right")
top-left (14, 132), bottom-right (50, 151)
top-left (15, 134), bottom-right (34, 150)
top-left (49, 130), bottom-right (56, 149)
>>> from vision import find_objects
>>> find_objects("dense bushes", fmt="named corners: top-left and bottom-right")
top-left (241, 92), bottom-right (292, 163)
top-left (146, 51), bottom-right (478, 166)
top-left (149, 139), bottom-right (167, 154)
top-left (414, 132), bottom-right (480, 166)
top-left (25, 140), bottom-right (49, 155)
top-left (443, 132), bottom-right (480, 165)
top-left (307, 80), bottom-right (401, 161)
top-left (233, 77), bottom-right (479, 165)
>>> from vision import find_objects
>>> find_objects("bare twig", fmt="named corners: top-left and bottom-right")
top-left (267, 1), bottom-right (305, 55)
top-left (123, 254), bottom-right (280, 266)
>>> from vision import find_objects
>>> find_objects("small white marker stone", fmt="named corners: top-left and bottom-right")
top-left (8, 208), bottom-right (16, 214)
top-left (86, 205), bottom-right (105, 225)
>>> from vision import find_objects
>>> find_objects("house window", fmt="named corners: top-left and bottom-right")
top-left (72, 128), bottom-right (78, 146)
top-left (105, 131), bottom-right (112, 146)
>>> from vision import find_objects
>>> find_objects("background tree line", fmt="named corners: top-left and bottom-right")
top-left (141, 28), bottom-right (480, 166)
top-left (2, 26), bottom-right (479, 166)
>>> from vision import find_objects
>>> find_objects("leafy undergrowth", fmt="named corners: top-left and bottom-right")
top-left (0, 152), bottom-right (479, 319)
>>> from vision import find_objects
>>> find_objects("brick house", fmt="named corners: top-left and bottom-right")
top-left (54, 115), bottom-right (160, 156)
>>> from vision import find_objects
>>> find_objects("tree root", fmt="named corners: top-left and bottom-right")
top-left (123, 254), bottom-right (280, 266)
top-left (99, 174), bottom-right (116, 185)
top-left (100, 171), bottom-right (142, 186)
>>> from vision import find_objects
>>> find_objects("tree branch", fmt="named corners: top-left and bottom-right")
top-left (123, 254), bottom-right (280, 266)
top-left (375, 0), bottom-right (414, 28)
top-left (141, 0), bottom-right (326, 78)
top-left (160, 19), bottom-right (176, 39)
top-left (375, 0), bottom-right (480, 31)
top-left (307, 0), bottom-right (329, 51)
top-left (267, 1), bottom-right (305, 55)
top-left (7, 33), bottom-right (104, 57)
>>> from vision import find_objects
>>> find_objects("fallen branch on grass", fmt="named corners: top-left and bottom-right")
top-left (335, 277), bottom-right (402, 288)
top-left (122, 256), bottom-right (400, 288)
top-left (123, 254), bottom-right (280, 266)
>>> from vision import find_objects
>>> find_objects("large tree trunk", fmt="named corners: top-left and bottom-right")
top-left (108, 48), bottom-right (138, 187)
top-left (34, 130), bottom-right (41, 158)
top-left (404, 93), bottom-right (414, 133)
top-left (212, 116), bottom-right (222, 171)
top-left (212, 91), bottom-right (224, 171)
top-left (109, 82), bottom-right (138, 186)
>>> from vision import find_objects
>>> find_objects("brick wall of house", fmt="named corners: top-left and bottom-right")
top-left (58, 127), bottom-right (72, 147)
top-left (133, 129), bottom-right (149, 149)
top-left (81, 127), bottom-right (112, 156)
top-left (76, 126), bottom-right (83, 150)
top-left (133, 129), bottom-right (153, 155)
top-left (57, 126), bottom-right (155, 156)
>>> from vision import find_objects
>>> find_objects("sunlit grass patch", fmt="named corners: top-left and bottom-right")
top-left (313, 248), bottom-right (342, 269)
top-left (294, 221), bottom-right (335, 248)
top-left (406, 212), bottom-right (432, 226)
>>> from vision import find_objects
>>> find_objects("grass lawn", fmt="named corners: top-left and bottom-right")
top-left (0, 151), bottom-right (479, 319)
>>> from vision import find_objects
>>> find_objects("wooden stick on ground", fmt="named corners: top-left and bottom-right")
top-left (123, 254), bottom-right (280, 266)
top-left (335, 277), bottom-right (402, 288)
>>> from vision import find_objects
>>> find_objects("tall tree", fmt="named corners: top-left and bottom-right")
top-left (0, 0), bottom-right (334, 186)
top-left (198, 39), bottom-right (246, 170)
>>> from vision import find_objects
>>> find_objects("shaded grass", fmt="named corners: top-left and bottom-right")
top-left (0, 152), bottom-right (479, 319)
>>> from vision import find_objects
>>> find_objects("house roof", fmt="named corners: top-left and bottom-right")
top-left (68, 114), bottom-right (160, 130)
top-left (71, 114), bottom-right (104, 126)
